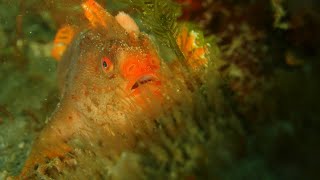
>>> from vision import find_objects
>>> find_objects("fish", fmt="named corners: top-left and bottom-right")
top-left (18, 0), bottom-right (165, 177)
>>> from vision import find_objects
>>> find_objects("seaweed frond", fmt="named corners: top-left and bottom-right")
top-left (120, 0), bottom-right (186, 61)
top-left (271, 0), bottom-right (290, 30)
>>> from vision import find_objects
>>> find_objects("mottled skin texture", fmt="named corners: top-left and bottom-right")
top-left (19, 5), bottom-right (163, 177)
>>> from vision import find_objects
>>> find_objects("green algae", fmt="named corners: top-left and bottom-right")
top-left (0, 0), bottom-right (59, 175)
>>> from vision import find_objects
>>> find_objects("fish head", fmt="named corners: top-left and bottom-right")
top-left (72, 29), bottom-right (162, 100)
top-left (58, 1), bottom-right (164, 123)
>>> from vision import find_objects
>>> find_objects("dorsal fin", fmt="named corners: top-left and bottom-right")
top-left (82, 0), bottom-right (114, 28)
top-left (81, 0), bottom-right (128, 40)
top-left (51, 25), bottom-right (75, 61)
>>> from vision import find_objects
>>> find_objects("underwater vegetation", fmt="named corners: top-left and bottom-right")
top-left (0, 0), bottom-right (319, 179)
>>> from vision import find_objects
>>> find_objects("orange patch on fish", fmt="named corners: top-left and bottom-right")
top-left (82, 0), bottom-right (108, 28)
top-left (51, 25), bottom-right (75, 61)
top-left (177, 26), bottom-right (208, 70)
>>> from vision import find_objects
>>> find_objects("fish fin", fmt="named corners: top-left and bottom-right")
top-left (177, 26), bottom-right (208, 70)
top-left (82, 0), bottom-right (108, 28)
top-left (51, 25), bottom-right (75, 61)
top-left (19, 141), bottom-right (72, 178)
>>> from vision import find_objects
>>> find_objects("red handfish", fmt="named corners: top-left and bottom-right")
top-left (19, 0), bottom-right (164, 177)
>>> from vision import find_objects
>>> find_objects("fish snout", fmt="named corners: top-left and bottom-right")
top-left (120, 54), bottom-right (161, 94)
top-left (121, 54), bottom-right (160, 78)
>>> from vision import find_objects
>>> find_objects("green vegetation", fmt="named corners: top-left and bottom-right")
top-left (120, 0), bottom-right (185, 61)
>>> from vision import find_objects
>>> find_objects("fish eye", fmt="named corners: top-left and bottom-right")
top-left (101, 57), bottom-right (113, 73)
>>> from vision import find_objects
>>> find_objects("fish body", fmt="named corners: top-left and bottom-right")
top-left (19, 0), bottom-right (163, 177)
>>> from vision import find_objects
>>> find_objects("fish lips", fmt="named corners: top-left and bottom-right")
top-left (126, 73), bottom-right (162, 96)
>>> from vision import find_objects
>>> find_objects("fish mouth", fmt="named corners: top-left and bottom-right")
top-left (131, 75), bottom-right (157, 90)
top-left (127, 74), bottom-right (161, 95)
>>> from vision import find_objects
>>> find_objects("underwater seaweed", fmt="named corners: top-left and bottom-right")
top-left (120, 0), bottom-right (185, 61)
